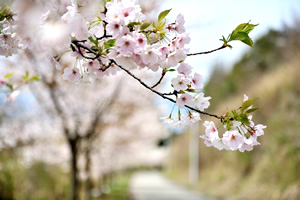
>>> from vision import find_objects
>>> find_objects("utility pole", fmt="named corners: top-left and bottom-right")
top-left (189, 123), bottom-right (199, 185)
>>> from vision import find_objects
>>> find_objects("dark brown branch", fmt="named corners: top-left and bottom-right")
top-left (72, 40), bottom-right (100, 60)
top-left (187, 44), bottom-right (227, 56)
top-left (112, 60), bottom-right (222, 120)
top-left (151, 70), bottom-right (166, 88)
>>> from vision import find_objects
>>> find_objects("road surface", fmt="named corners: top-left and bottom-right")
top-left (129, 171), bottom-right (214, 200)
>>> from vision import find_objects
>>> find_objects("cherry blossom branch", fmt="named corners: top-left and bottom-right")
top-left (151, 70), bottom-right (166, 88)
top-left (112, 60), bottom-right (222, 120)
top-left (71, 40), bottom-right (100, 60)
top-left (187, 44), bottom-right (227, 56)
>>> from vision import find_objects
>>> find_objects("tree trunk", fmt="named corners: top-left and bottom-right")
top-left (69, 139), bottom-right (79, 200)
top-left (85, 146), bottom-right (92, 200)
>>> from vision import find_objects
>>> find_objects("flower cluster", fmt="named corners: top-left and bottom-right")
top-left (0, 0), bottom-right (265, 152)
top-left (0, 8), bottom-right (19, 57)
top-left (200, 95), bottom-right (267, 152)
top-left (61, 0), bottom-right (192, 82)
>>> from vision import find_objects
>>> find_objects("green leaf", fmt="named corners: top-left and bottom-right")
top-left (241, 98), bottom-right (258, 112)
top-left (239, 113), bottom-right (250, 125)
top-left (228, 22), bottom-right (258, 47)
top-left (245, 106), bottom-right (261, 114)
top-left (6, 83), bottom-right (13, 91)
top-left (168, 69), bottom-right (176, 72)
top-left (88, 36), bottom-right (98, 46)
top-left (140, 23), bottom-right (151, 31)
top-left (127, 22), bottom-right (142, 30)
top-left (158, 9), bottom-right (171, 24)
top-left (22, 71), bottom-right (29, 80)
top-left (4, 73), bottom-right (13, 79)
top-left (104, 39), bottom-right (116, 49)
top-left (30, 75), bottom-right (40, 81)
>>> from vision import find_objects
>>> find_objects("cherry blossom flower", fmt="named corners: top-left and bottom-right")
top-left (115, 35), bottom-right (136, 57)
top-left (191, 73), bottom-right (203, 89)
top-left (83, 60), bottom-right (100, 73)
top-left (160, 116), bottom-right (175, 125)
top-left (71, 48), bottom-right (85, 60)
top-left (222, 130), bottom-right (245, 150)
top-left (171, 74), bottom-right (189, 91)
top-left (158, 45), bottom-right (169, 59)
top-left (106, 19), bottom-right (123, 38)
top-left (141, 47), bottom-right (161, 66)
top-left (61, 3), bottom-right (88, 40)
top-left (176, 94), bottom-right (193, 108)
top-left (62, 67), bottom-right (81, 82)
top-left (132, 32), bottom-right (147, 54)
top-left (183, 112), bottom-right (201, 125)
top-left (175, 33), bottom-right (191, 49)
top-left (255, 124), bottom-right (267, 136)
top-left (175, 14), bottom-right (185, 34)
top-left (177, 63), bottom-right (192, 76)
top-left (193, 93), bottom-right (211, 111)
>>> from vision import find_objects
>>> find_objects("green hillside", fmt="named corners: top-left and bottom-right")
top-left (168, 25), bottom-right (300, 200)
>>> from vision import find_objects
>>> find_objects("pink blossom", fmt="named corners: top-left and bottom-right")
top-left (193, 93), bottom-right (211, 111)
top-left (61, 4), bottom-right (88, 40)
top-left (255, 124), bottom-right (266, 136)
top-left (203, 121), bottom-right (219, 140)
top-left (177, 63), bottom-right (192, 76)
top-left (160, 116), bottom-right (175, 125)
top-left (191, 73), bottom-right (203, 89)
top-left (115, 35), bottom-right (136, 57)
top-left (159, 45), bottom-right (169, 59)
top-left (166, 49), bottom-right (187, 67)
top-left (132, 32), bottom-right (147, 53)
top-left (175, 14), bottom-right (185, 34)
top-left (222, 130), bottom-right (245, 150)
top-left (83, 60), bottom-right (100, 73)
top-left (176, 33), bottom-right (191, 49)
top-left (106, 19), bottom-right (123, 38)
top-left (183, 112), bottom-right (201, 125)
top-left (62, 67), bottom-right (81, 82)
top-left (171, 74), bottom-right (189, 91)
top-left (176, 94), bottom-right (193, 108)
top-left (71, 48), bottom-right (85, 60)
top-left (239, 143), bottom-right (254, 152)
top-left (141, 47), bottom-right (161, 65)
top-left (106, 63), bottom-right (120, 75)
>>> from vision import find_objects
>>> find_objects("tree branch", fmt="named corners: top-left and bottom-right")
top-left (187, 44), bottom-right (227, 56)
top-left (151, 70), bottom-right (166, 89)
top-left (112, 60), bottom-right (222, 120)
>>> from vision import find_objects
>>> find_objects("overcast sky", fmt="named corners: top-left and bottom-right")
top-left (161, 0), bottom-right (300, 81)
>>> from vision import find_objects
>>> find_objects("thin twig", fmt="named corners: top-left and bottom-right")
top-left (112, 60), bottom-right (222, 120)
top-left (151, 70), bottom-right (166, 88)
top-left (187, 45), bottom-right (227, 56)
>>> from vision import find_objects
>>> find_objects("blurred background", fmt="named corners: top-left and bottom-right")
top-left (0, 0), bottom-right (300, 200)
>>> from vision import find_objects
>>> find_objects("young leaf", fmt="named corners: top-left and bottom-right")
top-left (104, 39), bottom-right (116, 49)
top-left (127, 22), bottom-right (142, 30)
top-left (228, 22), bottom-right (258, 47)
top-left (241, 98), bottom-right (258, 112)
top-left (6, 83), bottom-right (13, 90)
top-left (88, 36), bottom-right (98, 46)
top-left (140, 23), bottom-right (151, 31)
top-left (22, 71), bottom-right (29, 80)
top-left (158, 9), bottom-right (171, 24)
top-left (30, 75), bottom-right (40, 81)
top-left (245, 106), bottom-right (261, 114)
top-left (4, 73), bottom-right (13, 79)
top-left (168, 69), bottom-right (176, 72)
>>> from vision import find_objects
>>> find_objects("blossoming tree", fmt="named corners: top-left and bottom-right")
top-left (0, 0), bottom-right (266, 156)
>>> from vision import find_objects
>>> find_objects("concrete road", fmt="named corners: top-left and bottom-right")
top-left (129, 171), bottom-right (213, 200)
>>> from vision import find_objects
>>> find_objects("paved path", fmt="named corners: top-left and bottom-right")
top-left (129, 171), bottom-right (213, 200)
